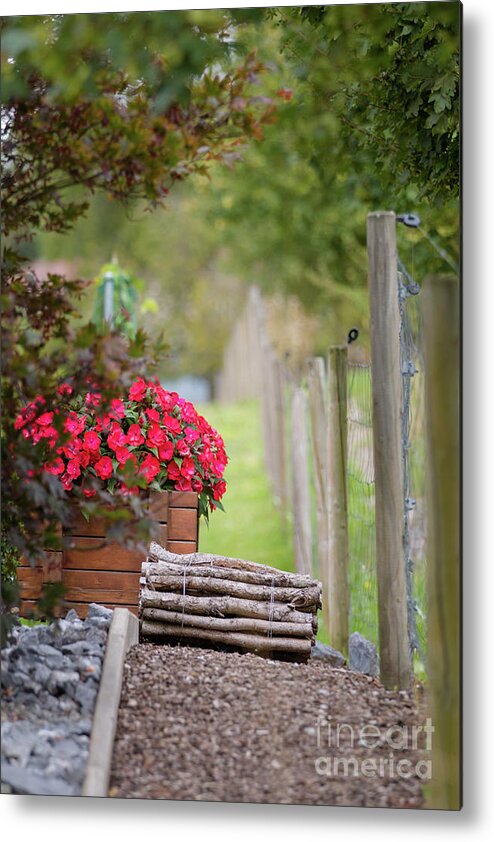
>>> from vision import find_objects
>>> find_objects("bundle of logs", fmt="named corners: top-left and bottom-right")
top-left (139, 542), bottom-right (323, 661)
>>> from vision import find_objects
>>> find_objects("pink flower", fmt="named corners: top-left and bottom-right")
top-left (94, 456), bottom-right (113, 480)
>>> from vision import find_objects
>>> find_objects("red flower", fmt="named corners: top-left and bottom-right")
top-left (162, 415), bottom-right (182, 436)
top-left (166, 460), bottom-right (181, 481)
top-left (115, 446), bottom-right (133, 465)
top-left (44, 457), bottom-right (65, 476)
top-left (175, 439), bottom-right (190, 457)
top-left (66, 459), bottom-right (82, 479)
top-left (94, 456), bottom-right (113, 480)
top-left (83, 430), bottom-right (101, 452)
top-left (107, 424), bottom-right (127, 451)
top-left (83, 487), bottom-right (97, 498)
top-left (129, 379), bottom-right (148, 401)
top-left (85, 391), bottom-right (101, 407)
top-left (175, 477), bottom-right (193, 492)
top-left (180, 456), bottom-right (195, 479)
top-left (276, 88), bottom-right (293, 101)
top-left (145, 408), bottom-right (161, 423)
top-left (184, 426), bottom-right (200, 446)
top-left (65, 413), bottom-right (86, 436)
top-left (139, 454), bottom-right (160, 483)
top-left (146, 423), bottom-right (166, 448)
top-left (126, 423), bottom-right (144, 447)
top-left (57, 383), bottom-right (73, 397)
top-left (61, 473), bottom-right (73, 491)
top-left (158, 440), bottom-right (174, 462)
top-left (36, 411), bottom-right (54, 427)
top-left (110, 398), bottom-right (126, 419)
top-left (213, 480), bottom-right (227, 501)
top-left (192, 478), bottom-right (204, 493)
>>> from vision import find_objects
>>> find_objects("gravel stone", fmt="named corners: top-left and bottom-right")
top-left (1, 603), bottom-right (112, 796)
top-left (109, 643), bottom-right (426, 807)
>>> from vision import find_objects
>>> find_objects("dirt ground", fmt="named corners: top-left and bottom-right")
top-left (109, 643), bottom-right (427, 808)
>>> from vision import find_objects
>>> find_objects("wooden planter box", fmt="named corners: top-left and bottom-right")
top-left (17, 491), bottom-right (199, 619)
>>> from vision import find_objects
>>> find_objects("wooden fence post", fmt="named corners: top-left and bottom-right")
top-left (326, 345), bottom-right (350, 656)
top-left (423, 275), bottom-right (460, 810)
top-left (307, 357), bottom-right (328, 588)
top-left (290, 384), bottom-right (312, 575)
top-left (367, 211), bottom-right (411, 689)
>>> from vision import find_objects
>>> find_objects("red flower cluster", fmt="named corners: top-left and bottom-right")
top-left (16, 378), bottom-right (228, 514)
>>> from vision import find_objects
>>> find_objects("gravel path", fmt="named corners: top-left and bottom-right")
top-left (109, 643), bottom-right (427, 807)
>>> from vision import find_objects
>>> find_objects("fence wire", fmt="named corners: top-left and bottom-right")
top-left (346, 363), bottom-right (378, 646)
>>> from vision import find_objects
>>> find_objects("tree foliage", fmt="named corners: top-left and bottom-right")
top-left (0, 10), bottom-right (273, 624)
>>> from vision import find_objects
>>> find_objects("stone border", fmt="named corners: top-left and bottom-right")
top-left (82, 608), bottom-right (138, 797)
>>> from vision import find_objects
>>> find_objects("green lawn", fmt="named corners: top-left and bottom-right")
top-left (196, 400), bottom-right (294, 573)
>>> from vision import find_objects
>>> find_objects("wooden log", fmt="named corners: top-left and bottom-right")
top-left (139, 588), bottom-right (317, 627)
top-left (148, 543), bottom-right (303, 579)
top-left (326, 344), bottom-right (350, 656)
top-left (367, 210), bottom-right (411, 689)
top-left (142, 558), bottom-right (316, 589)
top-left (143, 572), bottom-right (321, 609)
top-left (141, 608), bottom-right (314, 639)
top-left (423, 275), bottom-right (460, 810)
top-left (140, 620), bottom-right (313, 656)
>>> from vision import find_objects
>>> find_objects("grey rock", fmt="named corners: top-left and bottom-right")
top-left (65, 608), bottom-right (81, 622)
top-left (349, 632), bottom-right (380, 677)
top-left (62, 640), bottom-right (95, 656)
top-left (47, 670), bottom-right (80, 695)
top-left (87, 603), bottom-right (113, 621)
top-left (74, 682), bottom-right (97, 712)
top-left (310, 640), bottom-right (347, 667)
top-left (1, 761), bottom-right (78, 796)
top-left (33, 663), bottom-right (52, 686)
top-left (85, 616), bottom-right (111, 631)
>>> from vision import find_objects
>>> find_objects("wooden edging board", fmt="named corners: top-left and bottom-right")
top-left (82, 607), bottom-right (139, 797)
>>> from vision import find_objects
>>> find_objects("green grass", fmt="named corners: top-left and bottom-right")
top-left (197, 400), bottom-right (294, 573)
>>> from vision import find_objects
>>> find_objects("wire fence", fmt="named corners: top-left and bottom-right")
top-left (346, 363), bottom-right (378, 646)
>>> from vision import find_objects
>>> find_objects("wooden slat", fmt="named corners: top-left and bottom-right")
top-left (167, 541), bottom-right (198, 554)
top-left (169, 491), bottom-right (198, 509)
top-left (17, 567), bottom-right (43, 599)
top-left (43, 550), bottom-right (63, 583)
top-left (147, 491), bottom-right (169, 521)
top-left (62, 587), bottom-right (139, 605)
top-left (61, 601), bottom-right (139, 618)
top-left (149, 522), bottom-right (167, 546)
top-left (63, 537), bottom-right (144, 571)
top-left (168, 507), bottom-right (198, 542)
